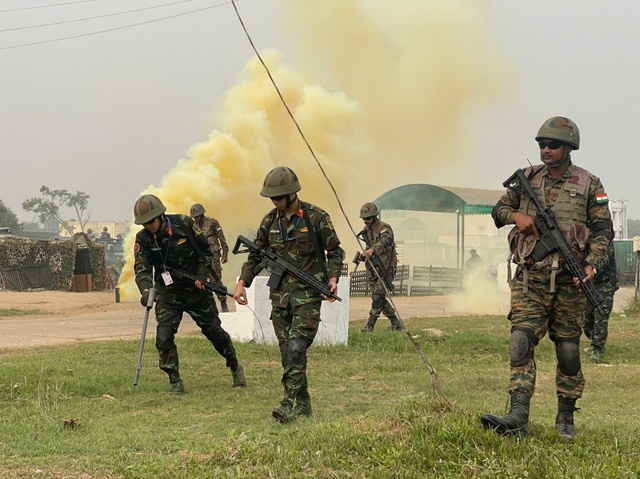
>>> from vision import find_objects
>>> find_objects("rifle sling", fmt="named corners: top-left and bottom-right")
top-left (301, 204), bottom-right (328, 284)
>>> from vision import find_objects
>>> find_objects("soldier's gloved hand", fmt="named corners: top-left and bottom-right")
top-left (221, 255), bottom-right (228, 264)
top-left (140, 289), bottom-right (150, 307)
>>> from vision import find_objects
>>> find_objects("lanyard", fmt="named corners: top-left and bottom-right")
top-left (278, 213), bottom-right (301, 242)
top-left (152, 216), bottom-right (173, 271)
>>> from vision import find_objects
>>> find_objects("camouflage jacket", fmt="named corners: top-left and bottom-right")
top-left (134, 214), bottom-right (212, 293)
top-left (199, 215), bottom-right (229, 258)
top-left (359, 220), bottom-right (397, 273)
top-left (493, 161), bottom-right (613, 281)
top-left (594, 241), bottom-right (619, 288)
top-left (239, 200), bottom-right (345, 307)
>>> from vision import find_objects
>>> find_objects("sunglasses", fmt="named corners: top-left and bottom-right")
top-left (270, 195), bottom-right (286, 201)
top-left (537, 140), bottom-right (564, 150)
top-left (143, 216), bottom-right (159, 226)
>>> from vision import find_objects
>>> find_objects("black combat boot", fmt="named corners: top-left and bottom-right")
top-left (388, 316), bottom-right (405, 331)
top-left (293, 388), bottom-right (313, 419)
top-left (169, 373), bottom-right (185, 394)
top-left (480, 392), bottom-right (530, 436)
top-left (361, 315), bottom-right (378, 333)
top-left (231, 364), bottom-right (246, 388)
top-left (556, 397), bottom-right (578, 441)
top-left (272, 398), bottom-right (295, 423)
top-left (220, 299), bottom-right (229, 313)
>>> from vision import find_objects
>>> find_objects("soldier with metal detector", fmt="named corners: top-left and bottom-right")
top-left (357, 202), bottom-right (403, 332)
top-left (132, 194), bottom-right (246, 393)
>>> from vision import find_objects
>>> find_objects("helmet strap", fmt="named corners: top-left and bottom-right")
top-left (285, 193), bottom-right (298, 209)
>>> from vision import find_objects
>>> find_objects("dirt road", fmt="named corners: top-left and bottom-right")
top-left (0, 287), bottom-right (635, 350)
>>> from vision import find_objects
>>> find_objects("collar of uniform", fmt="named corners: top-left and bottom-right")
top-left (275, 204), bottom-right (304, 220)
top-left (541, 160), bottom-right (574, 179)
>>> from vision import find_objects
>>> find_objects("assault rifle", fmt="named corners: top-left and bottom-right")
top-left (503, 168), bottom-right (605, 315)
top-left (232, 235), bottom-right (342, 302)
top-left (166, 266), bottom-right (233, 298)
top-left (134, 287), bottom-right (156, 387)
top-left (355, 231), bottom-right (395, 293)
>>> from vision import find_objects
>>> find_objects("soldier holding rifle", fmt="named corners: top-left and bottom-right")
top-left (132, 194), bottom-right (245, 394)
top-left (233, 167), bottom-right (344, 423)
top-left (481, 116), bottom-right (613, 441)
top-left (357, 202), bottom-right (403, 332)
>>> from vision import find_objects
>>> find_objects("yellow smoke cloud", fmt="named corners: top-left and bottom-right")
top-left (118, 51), bottom-right (364, 300)
top-left (119, 1), bottom-right (512, 311)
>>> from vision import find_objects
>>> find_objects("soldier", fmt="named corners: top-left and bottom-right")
top-left (133, 194), bottom-right (246, 393)
top-left (480, 116), bottom-right (613, 441)
top-left (233, 167), bottom-right (344, 423)
top-left (190, 203), bottom-right (230, 312)
top-left (582, 241), bottom-right (619, 363)
top-left (100, 226), bottom-right (111, 240)
top-left (358, 202), bottom-right (403, 332)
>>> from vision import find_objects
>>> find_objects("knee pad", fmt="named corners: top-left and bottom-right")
top-left (372, 292), bottom-right (385, 310)
top-left (155, 324), bottom-right (175, 351)
top-left (555, 340), bottom-right (581, 376)
top-left (279, 342), bottom-right (290, 368)
top-left (509, 328), bottom-right (535, 367)
top-left (287, 338), bottom-right (308, 369)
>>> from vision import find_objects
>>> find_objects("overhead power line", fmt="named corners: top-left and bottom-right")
top-left (0, 0), bottom-right (193, 33)
top-left (0, 1), bottom-right (230, 51)
top-left (0, 0), bottom-right (95, 13)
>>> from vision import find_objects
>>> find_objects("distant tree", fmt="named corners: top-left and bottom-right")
top-left (0, 199), bottom-right (20, 233)
top-left (22, 186), bottom-right (91, 236)
top-left (628, 219), bottom-right (640, 238)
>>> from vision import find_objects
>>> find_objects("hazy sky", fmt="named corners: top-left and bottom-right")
top-left (1, 0), bottom-right (639, 232)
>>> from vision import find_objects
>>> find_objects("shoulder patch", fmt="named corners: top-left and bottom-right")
top-left (326, 216), bottom-right (335, 231)
top-left (134, 243), bottom-right (141, 254)
top-left (596, 193), bottom-right (609, 205)
top-left (193, 224), bottom-right (202, 235)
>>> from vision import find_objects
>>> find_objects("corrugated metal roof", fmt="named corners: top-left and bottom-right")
top-left (374, 184), bottom-right (504, 215)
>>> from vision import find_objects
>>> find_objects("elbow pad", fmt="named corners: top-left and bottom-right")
top-left (589, 219), bottom-right (614, 240)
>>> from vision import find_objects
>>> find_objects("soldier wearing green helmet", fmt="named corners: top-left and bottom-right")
top-left (133, 194), bottom-right (246, 393)
top-left (482, 116), bottom-right (613, 441)
top-left (190, 203), bottom-right (230, 312)
top-left (357, 202), bottom-right (402, 332)
top-left (234, 166), bottom-right (345, 424)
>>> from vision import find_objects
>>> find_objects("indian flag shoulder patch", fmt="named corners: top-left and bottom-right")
top-left (596, 193), bottom-right (609, 205)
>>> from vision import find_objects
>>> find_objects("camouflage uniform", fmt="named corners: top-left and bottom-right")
top-left (360, 220), bottom-right (401, 331)
top-left (581, 242), bottom-right (618, 361)
top-left (134, 214), bottom-right (242, 389)
top-left (197, 215), bottom-right (229, 302)
top-left (239, 201), bottom-right (344, 415)
top-left (492, 162), bottom-right (612, 399)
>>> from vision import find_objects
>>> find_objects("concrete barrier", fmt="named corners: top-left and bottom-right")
top-left (220, 276), bottom-right (350, 345)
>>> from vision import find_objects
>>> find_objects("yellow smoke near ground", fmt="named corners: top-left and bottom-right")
top-left (119, 0), bottom-right (512, 309)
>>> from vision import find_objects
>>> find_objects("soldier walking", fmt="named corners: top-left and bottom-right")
top-left (233, 167), bottom-right (344, 423)
top-left (133, 194), bottom-right (245, 393)
top-left (480, 116), bottom-right (613, 441)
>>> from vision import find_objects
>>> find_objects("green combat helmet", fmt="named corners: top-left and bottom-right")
top-left (535, 116), bottom-right (580, 150)
top-left (359, 202), bottom-right (379, 219)
top-left (133, 194), bottom-right (166, 225)
top-left (260, 167), bottom-right (301, 198)
top-left (190, 203), bottom-right (205, 218)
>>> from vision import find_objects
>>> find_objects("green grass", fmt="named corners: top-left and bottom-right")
top-left (0, 309), bottom-right (45, 317)
top-left (1, 313), bottom-right (639, 478)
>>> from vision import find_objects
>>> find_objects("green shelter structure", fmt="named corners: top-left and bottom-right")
top-left (374, 184), bottom-right (505, 269)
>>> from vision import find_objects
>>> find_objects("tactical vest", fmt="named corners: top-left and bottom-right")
top-left (510, 165), bottom-right (591, 291)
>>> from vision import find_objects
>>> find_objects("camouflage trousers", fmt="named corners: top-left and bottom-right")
top-left (507, 276), bottom-right (586, 399)
top-left (154, 287), bottom-right (238, 378)
top-left (211, 256), bottom-right (226, 301)
top-left (368, 279), bottom-right (396, 320)
top-left (271, 301), bottom-right (320, 404)
top-left (581, 281), bottom-right (617, 352)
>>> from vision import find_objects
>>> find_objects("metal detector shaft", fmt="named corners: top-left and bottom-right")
top-left (133, 288), bottom-right (155, 387)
